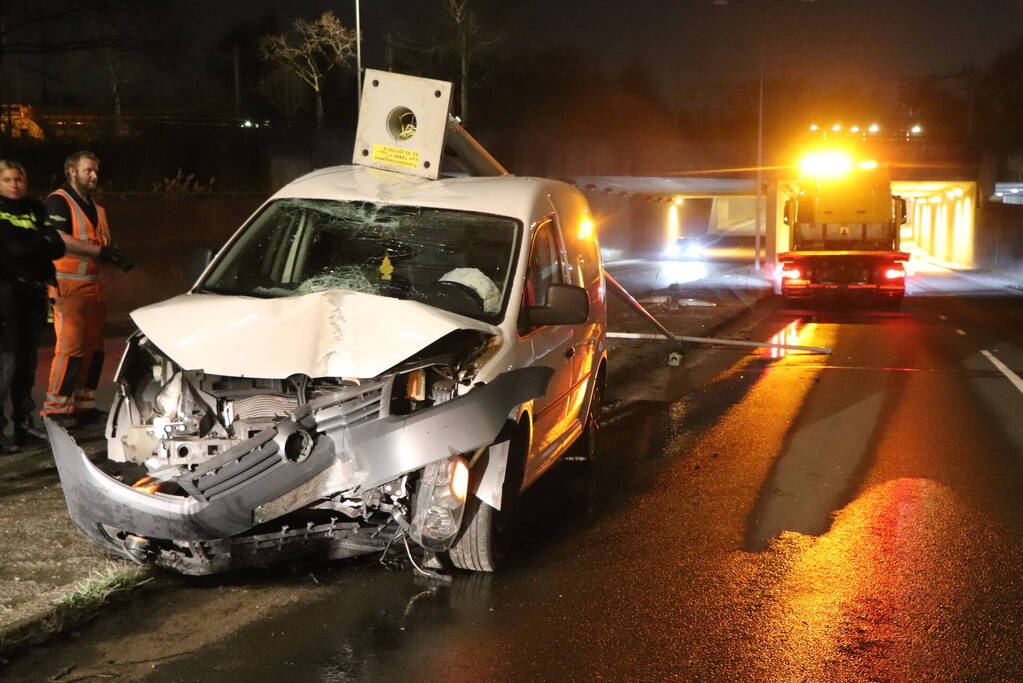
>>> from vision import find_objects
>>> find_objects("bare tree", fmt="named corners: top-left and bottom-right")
top-left (259, 11), bottom-right (356, 128)
top-left (389, 1), bottom-right (504, 126)
top-left (258, 66), bottom-right (306, 123)
top-left (85, 14), bottom-right (146, 134)
top-left (440, 0), bottom-right (503, 126)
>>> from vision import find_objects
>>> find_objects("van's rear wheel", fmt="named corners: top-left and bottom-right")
top-left (448, 422), bottom-right (528, 572)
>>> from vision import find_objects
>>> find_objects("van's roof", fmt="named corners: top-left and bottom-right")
top-left (272, 165), bottom-right (573, 223)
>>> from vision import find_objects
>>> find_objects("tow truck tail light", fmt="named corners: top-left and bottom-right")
top-left (782, 267), bottom-right (802, 280)
top-left (885, 267), bottom-right (905, 279)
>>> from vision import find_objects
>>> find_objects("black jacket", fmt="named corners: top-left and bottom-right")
top-left (0, 196), bottom-right (66, 285)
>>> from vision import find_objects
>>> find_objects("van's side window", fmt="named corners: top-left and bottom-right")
top-left (523, 220), bottom-right (563, 309)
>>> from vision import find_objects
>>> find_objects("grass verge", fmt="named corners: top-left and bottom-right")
top-left (58, 563), bottom-right (150, 610)
top-left (0, 562), bottom-right (153, 659)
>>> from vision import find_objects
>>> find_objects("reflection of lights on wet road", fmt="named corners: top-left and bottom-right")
top-left (763, 479), bottom-right (951, 678)
top-left (760, 318), bottom-right (817, 359)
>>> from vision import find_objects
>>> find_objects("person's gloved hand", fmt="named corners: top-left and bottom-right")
top-left (99, 245), bottom-right (135, 272)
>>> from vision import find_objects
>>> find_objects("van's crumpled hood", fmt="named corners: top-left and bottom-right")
top-left (131, 290), bottom-right (501, 379)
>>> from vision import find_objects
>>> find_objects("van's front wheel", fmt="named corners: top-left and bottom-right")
top-left (448, 422), bottom-right (528, 572)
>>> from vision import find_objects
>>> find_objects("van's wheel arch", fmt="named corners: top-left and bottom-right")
top-left (447, 416), bottom-right (530, 572)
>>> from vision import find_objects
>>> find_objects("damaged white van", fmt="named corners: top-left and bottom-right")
top-left (47, 165), bottom-right (607, 575)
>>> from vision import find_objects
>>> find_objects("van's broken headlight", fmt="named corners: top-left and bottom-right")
top-left (409, 455), bottom-right (470, 551)
top-left (154, 371), bottom-right (185, 417)
top-left (150, 369), bottom-right (204, 426)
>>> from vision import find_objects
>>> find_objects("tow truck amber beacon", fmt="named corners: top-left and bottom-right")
top-left (776, 148), bottom-right (910, 309)
top-left (46, 70), bottom-right (608, 575)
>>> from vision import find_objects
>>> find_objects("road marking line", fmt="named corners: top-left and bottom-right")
top-left (955, 329), bottom-right (966, 336)
top-left (981, 350), bottom-right (1023, 395)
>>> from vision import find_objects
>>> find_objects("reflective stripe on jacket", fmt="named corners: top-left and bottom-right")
top-left (49, 188), bottom-right (110, 279)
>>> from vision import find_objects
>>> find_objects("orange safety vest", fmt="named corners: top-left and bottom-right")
top-left (50, 188), bottom-right (110, 281)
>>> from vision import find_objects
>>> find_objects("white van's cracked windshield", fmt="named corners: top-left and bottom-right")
top-left (201, 198), bottom-right (519, 320)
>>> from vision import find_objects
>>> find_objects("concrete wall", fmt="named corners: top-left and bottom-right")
top-left (974, 203), bottom-right (1023, 276)
top-left (97, 193), bottom-right (266, 321)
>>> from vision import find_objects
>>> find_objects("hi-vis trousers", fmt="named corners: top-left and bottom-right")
top-left (42, 277), bottom-right (106, 416)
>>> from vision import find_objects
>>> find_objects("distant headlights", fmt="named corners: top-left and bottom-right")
top-left (664, 241), bottom-right (703, 260)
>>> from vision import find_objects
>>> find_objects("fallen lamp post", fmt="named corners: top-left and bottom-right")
top-left (603, 272), bottom-right (833, 356)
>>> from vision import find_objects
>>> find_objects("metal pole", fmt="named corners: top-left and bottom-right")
top-left (445, 116), bottom-right (509, 176)
top-left (606, 331), bottom-right (832, 355)
top-left (754, 29), bottom-right (764, 272)
top-left (355, 0), bottom-right (363, 105)
top-left (603, 272), bottom-right (679, 341)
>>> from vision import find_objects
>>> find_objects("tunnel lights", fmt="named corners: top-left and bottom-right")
top-left (673, 197), bottom-right (684, 206)
top-left (832, 124), bottom-right (842, 131)
top-left (911, 125), bottom-right (923, 134)
top-left (799, 150), bottom-right (853, 178)
top-left (809, 124), bottom-right (819, 131)
top-left (850, 125), bottom-right (861, 133)
top-left (858, 160), bottom-right (879, 170)
top-left (869, 124), bottom-right (880, 133)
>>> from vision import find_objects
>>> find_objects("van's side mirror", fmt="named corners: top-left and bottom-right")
top-left (519, 284), bottom-right (589, 327)
top-left (183, 246), bottom-right (214, 286)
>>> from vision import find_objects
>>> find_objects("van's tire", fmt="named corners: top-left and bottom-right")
top-left (448, 421), bottom-right (529, 572)
top-left (578, 369), bottom-right (605, 465)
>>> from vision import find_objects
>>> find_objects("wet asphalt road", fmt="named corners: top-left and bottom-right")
top-left (7, 278), bottom-right (1023, 682)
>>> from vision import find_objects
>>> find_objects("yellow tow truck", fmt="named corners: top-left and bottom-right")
top-left (778, 150), bottom-right (909, 309)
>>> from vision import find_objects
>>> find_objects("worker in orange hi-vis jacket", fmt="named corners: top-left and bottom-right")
top-left (41, 151), bottom-right (134, 429)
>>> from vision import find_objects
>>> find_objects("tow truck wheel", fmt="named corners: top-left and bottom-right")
top-left (883, 294), bottom-right (904, 311)
top-left (448, 421), bottom-right (529, 572)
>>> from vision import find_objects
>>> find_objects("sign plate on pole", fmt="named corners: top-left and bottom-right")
top-left (352, 69), bottom-right (453, 180)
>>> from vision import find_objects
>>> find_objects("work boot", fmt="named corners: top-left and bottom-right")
top-left (15, 417), bottom-right (48, 445)
top-left (45, 413), bottom-right (80, 430)
top-left (0, 434), bottom-right (19, 454)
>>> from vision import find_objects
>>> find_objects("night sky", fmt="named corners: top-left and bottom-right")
top-left (204, 0), bottom-right (1023, 91)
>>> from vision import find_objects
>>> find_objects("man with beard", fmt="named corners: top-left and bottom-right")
top-left (42, 151), bottom-right (133, 428)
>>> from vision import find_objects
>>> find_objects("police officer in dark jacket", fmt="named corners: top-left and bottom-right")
top-left (0, 160), bottom-right (66, 451)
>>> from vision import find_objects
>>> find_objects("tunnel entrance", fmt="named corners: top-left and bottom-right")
top-left (568, 175), bottom-right (978, 270)
top-left (769, 179), bottom-right (977, 269)
top-left (891, 181), bottom-right (977, 267)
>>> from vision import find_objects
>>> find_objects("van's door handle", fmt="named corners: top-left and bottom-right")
top-left (565, 347), bottom-right (576, 358)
